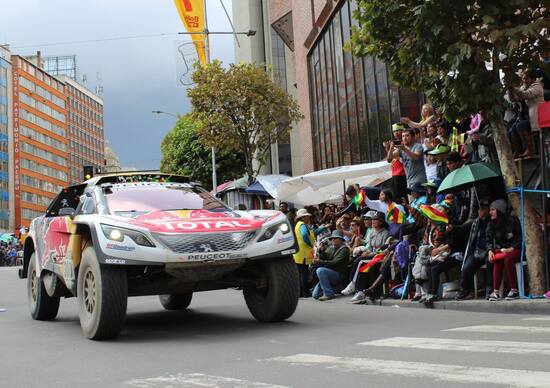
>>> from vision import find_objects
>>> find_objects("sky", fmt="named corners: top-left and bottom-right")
top-left (0, 0), bottom-right (235, 169)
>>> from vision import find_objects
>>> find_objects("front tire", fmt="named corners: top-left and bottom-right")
top-left (77, 247), bottom-right (127, 340)
top-left (243, 257), bottom-right (300, 322)
top-left (159, 293), bottom-right (193, 310)
top-left (27, 253), bottom-right (60, 320)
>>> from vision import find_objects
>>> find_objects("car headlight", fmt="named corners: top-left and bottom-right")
top-left (101, 224), bottom-right (155, 247)
top-left (257, 221), bottom-right (291, 242)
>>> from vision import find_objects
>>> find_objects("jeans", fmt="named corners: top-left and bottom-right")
top-left (492, 249), bottom-right (521, 290)
top-left (429, 259), bottom-right (461, 295)
top-left (312, 267), bottom-right (343, 299)
top-left (296, 263), bottom-right (310, 297)
top-left (460, 255), bottom-right (493, 294)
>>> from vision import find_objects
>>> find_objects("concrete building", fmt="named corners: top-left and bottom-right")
top-left (234, 0), bottom-right (423, 174)
top-left (59, 75), bottom-right (104, 184)
top-left (11, 54), bottom-right (69, 228)
top-left (0, 45), bottom-right (12, 232)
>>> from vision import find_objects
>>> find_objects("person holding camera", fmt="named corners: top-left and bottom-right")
top-left (312, 230), bottom-right (350, 301)
top-left (388, 128), bottom-right (427, 188)
top-left (384, 123), bottom-right (408, 202)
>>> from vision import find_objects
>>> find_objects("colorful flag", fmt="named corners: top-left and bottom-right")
top-left (352, 189), bottom-right (366, 209)
top-left (419, 204), bottom-right (449, 224)
top-left (386, 201), bottom-right (404, 224)
top-left (450, 127), bottom-right (465, 152)
top-left (358, 252), bottom-right (386, 273)
top-left (174, 0), bottom-right (207, 66)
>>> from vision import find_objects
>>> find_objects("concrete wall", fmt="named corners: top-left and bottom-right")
top-left (232, 0), bottom-right (266, 65)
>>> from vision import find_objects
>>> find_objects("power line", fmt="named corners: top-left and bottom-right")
top-left (11, 32), bottom-right (181, 49)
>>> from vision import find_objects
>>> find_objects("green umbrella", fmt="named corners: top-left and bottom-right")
top-left (437, 162), bottom-right (502, 194)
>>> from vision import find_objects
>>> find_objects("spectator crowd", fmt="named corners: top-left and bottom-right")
top-left (281, 67), bottom-right (550, 303)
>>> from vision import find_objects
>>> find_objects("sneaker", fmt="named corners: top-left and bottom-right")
top-left (545, 290), bottom-right (550, 299)
top-left (319, 294), bottom-right (335, 301)
top-left (418, 296), bottom-right (427, 303)
top-left (455, 291), bottom-right (474, 301)
top-left (411, 294), bottom-right (422, 302)
top-left (423, 294), bottom-right (436, 307)
top-left (488, 291), bottom-right (501, 301)
top-left (505, 290), bottom-right (519, 300)
top-left (341, 282), bottom-right (356, 296)
top-left (350, 291), bottom-right (366, 304)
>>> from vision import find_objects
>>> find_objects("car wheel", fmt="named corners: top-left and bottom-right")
top-left (159, 293), bottom-right (193, 310)
top-left (77, 247), bottom-right (127, 340)
top-left (27, 253), bottom-right (60, 320)
top-left (243, 257), bottom-right (300, 322)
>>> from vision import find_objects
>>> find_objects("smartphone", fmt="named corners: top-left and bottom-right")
top-left (392, 140), bottom-right (402, 146)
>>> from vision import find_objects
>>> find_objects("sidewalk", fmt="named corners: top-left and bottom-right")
top-left (375, 297), bottom-right (550, 315)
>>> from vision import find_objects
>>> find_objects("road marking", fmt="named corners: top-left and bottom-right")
top-left (444, 325), bottom-right (550, 334)
top-left (523, 316), bottom-right (550, 321)
top-left (266, 353), bottom-right (550, 387)
top-left (358, 336), bottom-right (550, 356)
top-left (126, 373), bottom-right (291, 388)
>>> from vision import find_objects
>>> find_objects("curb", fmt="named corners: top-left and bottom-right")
top-left (375, 298), bottom-right (550, 315)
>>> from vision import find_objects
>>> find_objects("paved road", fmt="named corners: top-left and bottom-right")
top-left (1, 266), bottom-right (550, 388)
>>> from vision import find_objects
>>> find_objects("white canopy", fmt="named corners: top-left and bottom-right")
top-left (256, 161), bottom-right (392, 206)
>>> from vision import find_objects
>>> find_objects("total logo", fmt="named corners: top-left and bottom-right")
top-left (161, 220), bottom-right (253, 231)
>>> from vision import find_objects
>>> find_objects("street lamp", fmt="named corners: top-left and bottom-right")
top-left (152, 110), bottom-right (178, 118)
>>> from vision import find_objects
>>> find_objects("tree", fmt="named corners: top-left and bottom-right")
top-left (187, 61), bottom-right (303, 184)
top-left (349, 0), bottom-right (549, 294)
top-left (160, 114), bottom-right (245, 189)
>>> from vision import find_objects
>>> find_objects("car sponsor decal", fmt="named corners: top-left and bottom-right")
top-left (277, 236), bottom-right (294, 244)
top-left (125, 210), bottom-right (265, 233)
top-left (105, 243), bottom-right (136, 252)
top-left (105, 258), bottom-right (127, 264)
top-left (181, 252), bottom-right (247, 262)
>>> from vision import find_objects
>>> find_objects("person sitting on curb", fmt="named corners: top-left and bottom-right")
top-left (455, 198), bottom-right (492, 300)
top-left (312, 230), bottom-right (350, 301)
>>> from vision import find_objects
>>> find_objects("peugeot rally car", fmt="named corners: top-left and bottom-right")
top-left (19, 172), bottom-right (299, 340)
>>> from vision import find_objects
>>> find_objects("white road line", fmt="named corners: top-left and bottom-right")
top-left (444, 325), bottom-right (550, 334)
top-left (523, 317), bottom-right (550, 321)
top-left (265, 353), bottom-right (550, 387)
top-left (358, 337), bottom-right (550, 356)
top-left (126, 373), bottom-right (291, 388)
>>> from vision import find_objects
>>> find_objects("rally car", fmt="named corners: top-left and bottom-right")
top-left (20, 172), bottom-right (299, 340)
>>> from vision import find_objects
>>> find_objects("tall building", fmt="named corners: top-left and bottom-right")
top-left (59, 75), bottom-right (104, 184)
top-left (234, 0), bottom-right (424, 173)
top-left (11, 55), bottom-right (69, 228)
top-left (0, 45), bottom-right (12, 232)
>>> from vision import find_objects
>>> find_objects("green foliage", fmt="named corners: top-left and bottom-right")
top-left (187, 61), bottom-right (303, 184)
top-left (160, 114), bottom-right (245, 189)
top-left (349, 0), bottom-right (549, 119)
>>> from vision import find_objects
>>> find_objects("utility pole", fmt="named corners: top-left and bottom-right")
top-left (178, 0), bottom-right (256, 195)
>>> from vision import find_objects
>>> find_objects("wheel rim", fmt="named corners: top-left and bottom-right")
top-left (83, 269), bottom-right (96, 315)
top-left (30, 270), bottom-right (37, 304)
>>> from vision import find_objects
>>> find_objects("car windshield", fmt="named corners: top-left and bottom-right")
top-left (104, 185), bottom-right (229, 217)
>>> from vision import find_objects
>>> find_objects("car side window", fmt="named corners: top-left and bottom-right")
top-left (46, 184), bottom-right (87, 217)
top-left (77, 196), bottom-right (97, 215)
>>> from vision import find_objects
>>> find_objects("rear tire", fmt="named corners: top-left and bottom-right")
top-left (243, 257), bottom-right (299, 322)
top-left (27, 254), bottom-right (60, 320)
top-left (77, 247), bottom-right (127, 340)
top-left (159, 293), bottom-right (193, 310)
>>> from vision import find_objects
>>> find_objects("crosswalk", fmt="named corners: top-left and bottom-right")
top-left (124, 314), bottom-right (550, 387)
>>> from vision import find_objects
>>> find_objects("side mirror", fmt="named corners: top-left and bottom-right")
top-left (58, 207), bottom-right (76, 218)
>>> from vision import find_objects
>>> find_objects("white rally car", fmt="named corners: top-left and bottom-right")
top-left (20, 172), bottom-right (299, 340)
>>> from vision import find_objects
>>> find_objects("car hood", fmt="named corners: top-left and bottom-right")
top-left (101, 209), bottom-right (274, 233)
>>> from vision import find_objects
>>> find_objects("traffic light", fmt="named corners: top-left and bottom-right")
top-left (83, 165), bottom-right (94, 180)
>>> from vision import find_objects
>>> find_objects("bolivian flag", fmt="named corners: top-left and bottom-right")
top-left (358, 252), bottom-right (386, 273)
top-left (419, 204), bottom-right (449, 224)
top-left (352, 189), bottom-right (366, 210)
top-left (386, 201), bottom-right (404, 224)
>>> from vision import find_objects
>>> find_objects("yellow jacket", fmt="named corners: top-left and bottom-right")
top-left (292, 220), bottom-right (315, 265)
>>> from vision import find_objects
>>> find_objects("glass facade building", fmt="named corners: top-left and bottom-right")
top-left (0, 50), bottom-right (10, 230)
top-left (307, 1), bottom-right (423, 170)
